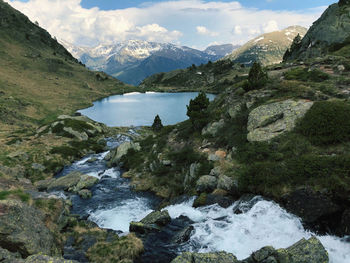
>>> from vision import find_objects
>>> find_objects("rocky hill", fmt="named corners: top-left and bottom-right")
top-left (284, 1), bottom-right (350, 60)
top-left (225, 26), bottom-right (307, 66)
top-left (62, 40), bottom-right (236, 85)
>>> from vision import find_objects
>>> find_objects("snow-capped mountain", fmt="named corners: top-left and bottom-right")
top-left (60, 40), bottom-right (232, 85)
top-left (204, 44), bottom-right (240, 57)
top-left (224, 26), bottom-right (307, 66)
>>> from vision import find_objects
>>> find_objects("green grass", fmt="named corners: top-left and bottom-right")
top-left (0, 189), bottom-right (30, 202)
top-left (284, 67), bottom-right (329, 82)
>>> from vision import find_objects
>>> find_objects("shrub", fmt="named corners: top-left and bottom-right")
top-left (297, 101), bottom-right (350, 145)
top-left (187, 92), bottom-right (210, 131)
top-left (50, 146), bottom-right (78, 157)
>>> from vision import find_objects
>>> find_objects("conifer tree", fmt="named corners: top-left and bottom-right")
top-left (186, 92), bottom-right (210, 130)
top-left (152, 115), bottom-right (163, 132)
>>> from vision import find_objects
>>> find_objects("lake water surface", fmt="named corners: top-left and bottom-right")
top-left (78, 92), bottom-right (216, 127)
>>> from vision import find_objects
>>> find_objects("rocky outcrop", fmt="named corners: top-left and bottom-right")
top-left (202, 119), bottom-right (225, 137)
top-left (282, 187), bottom-right (341, 233)
top-left (247, 99), bottom-right (313, 142)
top-left (38, 115), bottom-right (107, 141)
top-left (0, 200), bottom-right (59, 258)
top-left (285, 1), bottom-right (350, 60)
top-left (172, 237), bottom-right (328, 263)
top-left (37, 171), bottom-right (98, 195)
top-left (196, 175), bottom-right (217, 193)
top-left (108, 141), bottom-right (141, 166)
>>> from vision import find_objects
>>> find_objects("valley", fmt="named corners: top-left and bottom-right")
top-left (0, 0), bottom-right (350, 263)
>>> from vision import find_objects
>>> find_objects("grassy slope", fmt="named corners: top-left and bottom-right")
top-left (0, 0), bottom-right (134, 133)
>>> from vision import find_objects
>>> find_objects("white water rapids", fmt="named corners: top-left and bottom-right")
top-left (166, 197), bottom-right (350, 263)
top-left (66, 141), bottom-right (350, 263)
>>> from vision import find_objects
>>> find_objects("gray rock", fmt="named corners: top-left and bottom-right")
top-left (209, 167), bottom-right (221, 177)
top-left (63, 127), bottom-right (88, 141)
top-left (172, 226), bottom-right (194, 244)
top-left (247, 99), bottom-right (313, 142)
top-left (196, 175), bottom-right (217, 193)
top-left (140, 210), bottom-right (171, 226)
top-left (0, 200), bottom-right (59, 258)
top-left (31, 163), bottom-right (46, 171)
top-left (202, 119), bottom-right (225, 137)
top-left (217, 175), bottom-right (236, 192)
top-left (171, 252), bottom-right (238, 263)
top-left (109, 141), bottom-right (141, 166)
top-left (228, 103), bottom-right (243, 119)
top-left (25, 254), bottom-right (79, 263)
top-left (78, 189), bottom-right (92, 199)
top-left (0, 247), bottom-right (23, 263)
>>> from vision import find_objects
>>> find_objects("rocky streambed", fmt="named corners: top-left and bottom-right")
top-left (43, 132), bottom-right (350, 263)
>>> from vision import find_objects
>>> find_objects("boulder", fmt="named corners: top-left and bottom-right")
top-left (217, 175), bottom-right (236, 192)
top-left (184, 163), bottom-right (201, 191)
top-left (0, 200), bottom-right (59, 258)
top-left (109, 141), bottom-right (141, 166)
top-left (282, 188), bottom-right (340, 229)
top-left (275, 237), bottom-right (328, 263)
top-left (47, 171), bottom-right (82, 191)
top-left (202, 119), bottom-right (225, 137)
top-left (209, 166), bottom-right (221, 177)
top-left (140, 210), bottom-right (171, 226)
top-left (78, 189), bottom-right (92, 199)
top-left (171, 225), bottom-right (194, 244)
top-left (25, 254), bottom-right (79, 263)
top-left (196, 175), bottom-right (217, 193)
top-left (130, 210), bottom-right (171, 234)
top-left (45, 171), bottom-right (98, 193)
top-left (62, 127), bottom-right (88, 141)
top-left (247, 99), bottom-right (313, 142)
top-left (228, 103), bottom-right (243, 119)
top-left (0, 247), bottom-right (22, 263)
top-left (171, 252), bottom-right (239, 263)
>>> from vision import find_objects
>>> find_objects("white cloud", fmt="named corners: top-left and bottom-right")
top-left (7, 0), bottom-right (327, 48)
top-left (196, 26), bottom-right (219, 36)
top-left (263, 20), bottom-right (279, 33)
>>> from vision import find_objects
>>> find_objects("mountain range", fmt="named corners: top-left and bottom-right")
top-left (61, 40), bottom-right (239, 85)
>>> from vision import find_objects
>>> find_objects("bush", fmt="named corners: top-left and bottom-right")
top-left (187, 92), bottom-right (210, 130)
top-left (50, 146), bottom-right (78, 157)
top-left (297, 101), bottom-right (350, 145)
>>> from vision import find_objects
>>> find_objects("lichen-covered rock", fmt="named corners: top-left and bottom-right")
top-left (78, 189), bottom-right (92, 199)
top-left (171, 252), bottom-right (239, 263)
top-left (217, 175), bottom-right (236, 192)
top-left (0, 200), bottom-right (59, 258)
top-left (45, 172), bottom-right (98, 193)
top-left (129, 222), bottom-right (160, 234)
top-left (247, 99), bottom-right (313, 142)
top-left (196, 175), bottom-right (217, 193)
top-left (47, 171), bottom-right (82, 191)
top-left (25, 254), bottom-right (79, 263)
top-left (171, 225), bottom-right (194, 244)
top-left (0, 247), bottom-right (23, 263)
top-left (72, 174), bottom-right (99, 193)
top-left (140, 210), bottom-right (171, 226)
top-left (109, 141), bottom-right (141, 166)
top-left (202, 119), bottom-right (225, 137)
top-left (276, 237), bottom-right (328, 263)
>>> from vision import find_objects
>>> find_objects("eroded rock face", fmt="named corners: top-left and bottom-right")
top-left (0, 200), bottom-right (59, 258)
top-left (247, 99), bottom-right (313, 142)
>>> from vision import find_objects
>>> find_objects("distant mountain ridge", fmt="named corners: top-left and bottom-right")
top-left (224, 26), bottom-right (307, 66)
top-left (61, 40), bottom-right (239, 85)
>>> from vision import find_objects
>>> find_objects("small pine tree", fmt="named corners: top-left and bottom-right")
top-left (283, 34), bottom-right (302, 61)
top-left (245, 62), bottom-right (268, 91)
top-left (186, 92), bottom-right (210, 130)
top-left (152, 115), bottom-right (163, 131)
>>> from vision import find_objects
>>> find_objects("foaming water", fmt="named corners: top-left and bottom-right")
top-left (166, 197), bottom-right (350, 263)
top-left (89, 197), bottom-right (154, 232)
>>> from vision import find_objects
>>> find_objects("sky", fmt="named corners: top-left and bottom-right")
top-left (8, 0), bottom-right (336, 50)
